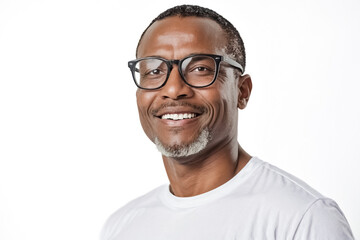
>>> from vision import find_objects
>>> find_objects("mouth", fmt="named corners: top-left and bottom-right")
top-left (160, 113), bottom-right (199, 120)
top-left (152, 102), bottom-right (206, 123)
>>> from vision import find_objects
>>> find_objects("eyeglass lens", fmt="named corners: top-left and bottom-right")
top-left (133, 55), bottom-right (217, 89)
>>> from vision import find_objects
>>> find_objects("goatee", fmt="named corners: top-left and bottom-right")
top-left (155, 128), bottom-right (211, 158)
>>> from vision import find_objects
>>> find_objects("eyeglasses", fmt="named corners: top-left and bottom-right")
top-left (128, 54), bottom-right (244, 90)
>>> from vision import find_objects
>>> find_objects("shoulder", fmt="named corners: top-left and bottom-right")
top-left (248, 158), bottom-right (324, 205)
top-left (100, 185), bottom-right (166, 240)
top-left (293, 198), bottom-right (354, 239)
top-left (246, 158), bottom-right (354, 238)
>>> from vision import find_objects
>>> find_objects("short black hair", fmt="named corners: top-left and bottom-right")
top-left (136, 4), bottom-right (246, 71)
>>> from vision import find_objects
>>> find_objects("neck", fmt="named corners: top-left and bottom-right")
top-left (162, 138), bottom-right (251, 197)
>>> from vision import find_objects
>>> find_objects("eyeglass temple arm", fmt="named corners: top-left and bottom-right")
top-left (223, 56), bottom-right (244, 73)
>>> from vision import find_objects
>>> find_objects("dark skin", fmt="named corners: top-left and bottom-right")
top-left (136, 16), bottom-right (252, 197)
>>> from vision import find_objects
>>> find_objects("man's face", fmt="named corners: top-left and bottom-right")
top-left (136, 16), bottom-right (244, 158)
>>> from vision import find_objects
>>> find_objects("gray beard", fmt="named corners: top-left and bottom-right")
top-left (155, 128), bottom-right (211, 158)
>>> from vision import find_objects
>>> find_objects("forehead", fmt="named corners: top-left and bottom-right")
top-left (137, 16), bottom-right (227, 59)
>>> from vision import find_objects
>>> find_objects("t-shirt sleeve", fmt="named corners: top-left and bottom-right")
top-left (99, 207), bottom-right (127, 240)
top-left (293, 198), bottom-right (354, 240)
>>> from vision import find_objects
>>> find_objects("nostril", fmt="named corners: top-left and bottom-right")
top-left (161, 93), bottom-right (188, 100)
top-left (176, 94), bottom-right (188, 99)
top-left (160, 79), bottom-right (194, 99)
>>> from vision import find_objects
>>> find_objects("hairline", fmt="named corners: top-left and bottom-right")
top-left (136, 15), bottom-right (228, 58)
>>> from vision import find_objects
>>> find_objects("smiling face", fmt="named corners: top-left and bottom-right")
top-left (136, 16), bottom-right (247, 160)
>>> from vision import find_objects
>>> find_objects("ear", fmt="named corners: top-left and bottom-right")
top-left (237, 74), bottom-right (252, 109)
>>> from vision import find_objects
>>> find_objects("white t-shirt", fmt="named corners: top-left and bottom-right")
top-left (101, 157), bottom-right (353, 240)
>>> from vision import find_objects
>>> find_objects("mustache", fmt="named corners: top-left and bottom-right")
top-left (151, 101), bottom-right (207, 116)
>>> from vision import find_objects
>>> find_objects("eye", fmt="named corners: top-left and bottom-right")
top-left (141, 67), bottom-right (167, 80)
top-left (147, 69), bottom-right (162, 75)
top-left (188, 65), bottom-right (214, 75)
top-left (193, 66), bottom-right (209, 72)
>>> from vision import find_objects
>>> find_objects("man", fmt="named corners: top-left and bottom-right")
top-left (101, 5), bottom-right (353, 239)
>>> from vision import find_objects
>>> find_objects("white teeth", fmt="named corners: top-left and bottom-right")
top-left (161, 113), bottom-right (196, 120)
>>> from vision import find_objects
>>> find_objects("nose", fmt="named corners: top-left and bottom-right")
top-left (159, 66), bottom-right (194, 100)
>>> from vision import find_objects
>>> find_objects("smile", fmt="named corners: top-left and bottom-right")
top-left (161, 113), bottom-right (198, 120)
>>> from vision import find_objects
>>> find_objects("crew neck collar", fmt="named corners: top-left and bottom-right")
top-left (159, 157), bottom-right (262, 209)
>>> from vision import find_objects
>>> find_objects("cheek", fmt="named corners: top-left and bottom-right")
top-left (136, 91), bottom-right (156, 140)
top-left (200, 80), bottom-right (238, 129)
top-left (198, 90), bottom-right (225, 129)
top-left (136, 90), bottom-right (158, 113)
top-left (222, 82), bottom-right (239, 124)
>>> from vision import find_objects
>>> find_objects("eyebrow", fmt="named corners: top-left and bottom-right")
top-left (142, 52), bottom-right (215, 60)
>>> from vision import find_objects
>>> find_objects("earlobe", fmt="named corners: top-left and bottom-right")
top-left (238, 98), bottom-right (247, 109)
top-left (237, 74), bottom-right (252, 109)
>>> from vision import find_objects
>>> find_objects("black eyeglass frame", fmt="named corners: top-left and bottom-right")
top-left (128, 54), bottom-right (244, 90)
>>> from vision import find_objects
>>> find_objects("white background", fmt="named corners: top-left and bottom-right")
top-left (0, 0), bottom-right (359, 239)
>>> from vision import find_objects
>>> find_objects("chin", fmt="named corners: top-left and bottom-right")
top-left (155, 128), bottom-right (211, 158)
